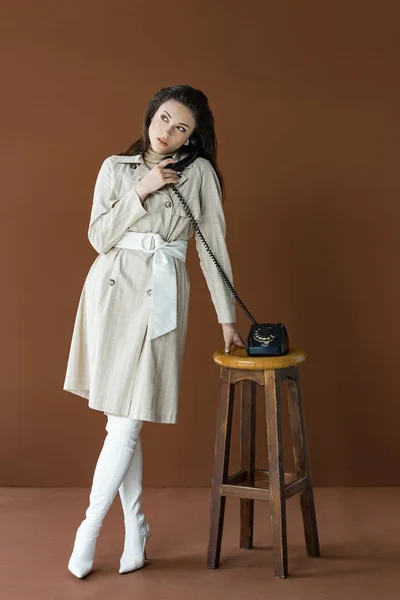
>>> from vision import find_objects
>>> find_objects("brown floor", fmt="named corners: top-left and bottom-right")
top-left (1, 487), bottom-right (399, 600)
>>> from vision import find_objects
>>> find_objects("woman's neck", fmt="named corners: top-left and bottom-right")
top-left (143, 146), bottom-right (168, 168)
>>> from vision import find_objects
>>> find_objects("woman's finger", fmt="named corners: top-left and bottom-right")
top-left (164, 172), bottom-right (180, 179)
top-left (224, 335), bottom-right (231, 353)
top-left (233, 334), bottom-right (246, 348)
top-left (157, 157), bottom-right (177, 168)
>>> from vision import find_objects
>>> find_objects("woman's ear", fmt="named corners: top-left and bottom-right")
top-left (184, 138), bottom-right (190, 146)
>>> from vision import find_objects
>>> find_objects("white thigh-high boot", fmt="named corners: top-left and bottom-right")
top-left (68, 415), bottom-right (144, 578)
top-left (118, 431), bottom-right (152, 573)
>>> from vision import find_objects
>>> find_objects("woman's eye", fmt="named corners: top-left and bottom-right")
top-left (161, 115), bottom-right (185, 133)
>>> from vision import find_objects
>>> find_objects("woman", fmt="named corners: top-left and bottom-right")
top-left (63, 84), bottom-right (245, 578)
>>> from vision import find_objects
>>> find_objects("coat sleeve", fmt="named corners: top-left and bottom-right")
top-left (194, 159), bottom-right (237, 324)
top-left (88, 157), bottom-right (148, 254)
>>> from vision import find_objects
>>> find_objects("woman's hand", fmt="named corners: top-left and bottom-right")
top-left (134, 158), bottom-right (181, 202)
top-left (221, 323), bottom-right (246, 353)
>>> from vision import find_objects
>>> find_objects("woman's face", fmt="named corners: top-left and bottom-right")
top-left (148, 100), bottom-right (196, 154)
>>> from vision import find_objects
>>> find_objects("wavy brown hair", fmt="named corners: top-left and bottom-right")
top-left (118, 84), bottom-right (225, 197)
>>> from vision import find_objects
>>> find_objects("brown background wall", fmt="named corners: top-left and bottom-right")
top-left (1, 0), bottom-right (399, 486)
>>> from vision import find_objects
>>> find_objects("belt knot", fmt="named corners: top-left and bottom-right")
top-left (114, 231), bottom-right (188, 340)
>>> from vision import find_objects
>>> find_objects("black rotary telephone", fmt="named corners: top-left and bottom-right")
top-left (162, 133), bottom-right (289, 356)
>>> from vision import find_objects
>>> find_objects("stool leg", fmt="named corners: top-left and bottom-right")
top-left (287, 367), bottom-right (320, 558)
top-left (207, 367), bottom-right (235, 569)
top-left (264, 369), bottom-right (287, 578)
top-left (240, 379), bottom-right (256, 549)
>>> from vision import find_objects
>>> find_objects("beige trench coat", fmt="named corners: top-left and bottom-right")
top-left (63, 150), bottom-right (236, 424)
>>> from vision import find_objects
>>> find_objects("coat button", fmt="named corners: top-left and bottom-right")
top-left (165, 200), bottom-right (172, 208)
top-left (109, 279), bottom-right (115, 286)
top-left (146, 289), bottom-right (152, 296)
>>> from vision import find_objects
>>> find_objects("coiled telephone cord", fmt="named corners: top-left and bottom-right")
top-left (169, 183), bottom-right (258, 326)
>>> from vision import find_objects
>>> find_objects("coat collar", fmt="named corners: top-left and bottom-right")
top-left (114, 147), bottom-right (194, 187)
top-left (114, 146), bottom-right (195, 170)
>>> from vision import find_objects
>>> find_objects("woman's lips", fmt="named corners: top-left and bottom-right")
top-left (157, 137), bottom-right (168, 147)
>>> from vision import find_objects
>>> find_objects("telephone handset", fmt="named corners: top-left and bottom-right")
top-left (162, 132), bottom-right (203, 171)
top-left (161, 134), bottom-right (289, 356)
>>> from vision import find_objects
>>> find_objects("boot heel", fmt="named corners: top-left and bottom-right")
top-left (119, 520), bottom-right (151, 573)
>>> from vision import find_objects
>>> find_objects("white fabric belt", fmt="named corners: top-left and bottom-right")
top-left (114, 231), bottom-right (188, 341)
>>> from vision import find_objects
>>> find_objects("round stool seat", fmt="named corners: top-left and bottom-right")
top-left (213, 345), bottom-right (307, 370)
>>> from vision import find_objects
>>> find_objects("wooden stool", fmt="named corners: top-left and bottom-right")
top-left (207, 345), bottom-right (320, 578)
